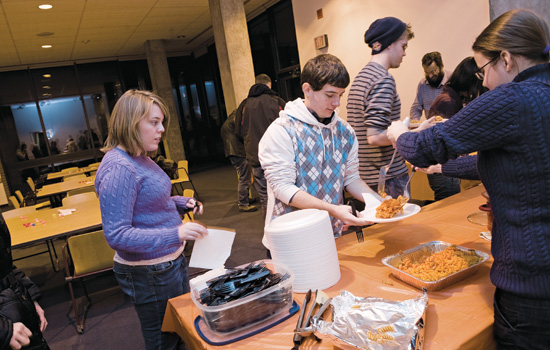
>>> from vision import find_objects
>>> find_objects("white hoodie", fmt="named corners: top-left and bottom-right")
top-left (258, 98), bottom-right (361, 247)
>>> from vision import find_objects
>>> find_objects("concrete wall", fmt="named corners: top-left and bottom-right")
top-left (291, 0), bottom-right (491, 120)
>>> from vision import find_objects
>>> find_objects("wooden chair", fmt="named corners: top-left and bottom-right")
top-left (62, 192), bottom-right (97, 207)
top-left (182, 189), bottom-right (195, 223)
top-left (171, 160), bottom-right (201, 200)
top-left (62, 230), bottom-right (115, 333)
top-left (15, 190), bottom-right (25, 204)
top-left (9, 196), bottom-right (20, 209)
top-left (25, 177), bottom-right (51, 209)
top-left (3, 207), bottom-right (58, 270)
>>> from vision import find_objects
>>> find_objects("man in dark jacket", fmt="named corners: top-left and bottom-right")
top-left (220, 110), bottom-right (257, 212)
top-left (0, 214), bottom-right (49, 349)
top-left (235, 74), bottom-right (286, 217)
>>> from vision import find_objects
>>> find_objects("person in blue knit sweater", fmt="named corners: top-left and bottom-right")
top-left (387, 9), bottom-right (550, 349)
top-left (95, 90), bottom-right (207, 350)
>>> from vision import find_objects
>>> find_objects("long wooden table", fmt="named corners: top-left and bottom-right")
top-left (162, 185), bottom-right (496, 350)
top-left (7, 198), bottom-right (102, 249)
top-left (46, 165), bottom-right (98, 181)
top-left (36, 176), bottom-right (95, 207)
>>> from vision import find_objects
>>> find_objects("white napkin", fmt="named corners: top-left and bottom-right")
top-left (58, 208), bottom-right (76, 216)
top-left (360, 192), bottom-right (383, 217)
top-left (189, 227), bottom-right (236, 269)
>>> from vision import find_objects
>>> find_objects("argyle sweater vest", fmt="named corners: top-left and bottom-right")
top-left (271, 114), bottom-right (355, 236)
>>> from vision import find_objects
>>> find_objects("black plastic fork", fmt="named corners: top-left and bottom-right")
top-left (347, 200), bottom-right (364, 243)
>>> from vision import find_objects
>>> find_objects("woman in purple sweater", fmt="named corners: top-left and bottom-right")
top-left (388, 9), bottom-right (550, 349)
top-left (95, 90), bottom-right (207, 349)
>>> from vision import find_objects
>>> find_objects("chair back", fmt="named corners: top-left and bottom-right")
top-left (176, 160), bottom-right (190, 181)
top-left (67, 230), bottom-right (115, 277)
top-left (2, 207), bottom-right (37, 219)
top-left (26, 177), bottom-right (35, 192)
top-left (62, 192), bottom-right (97, 207)
top-left (182, 189), bottom-right (195, 223)
top-left (9, 196), bottom-right (20, 209)
top-left (15, 190), bottom-right (25, 204)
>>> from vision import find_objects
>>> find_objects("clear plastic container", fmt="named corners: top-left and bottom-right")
top-left (190, 259), bottom-right (294, 335)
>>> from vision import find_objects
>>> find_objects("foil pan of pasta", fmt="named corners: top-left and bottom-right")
top-left (312, 290), bottom-right (428, 350)
top-left (382, 241), bottom-right (490, 291)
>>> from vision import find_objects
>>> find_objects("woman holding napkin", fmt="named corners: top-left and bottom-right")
top-left (95, 89), bottom-right (207, 350)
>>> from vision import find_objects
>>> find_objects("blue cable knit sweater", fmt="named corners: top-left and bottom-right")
top-left (95, 148), bottom-right (189, 262)
top-left (397, 63), bottom-right (550, 299)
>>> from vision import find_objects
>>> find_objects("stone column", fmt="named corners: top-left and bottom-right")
top-left (489, 0), bottom-right (550, 23)
top-left (208, 0), bottom-right (255, 114)
top-left (144, 39), bottom-right (186, 162)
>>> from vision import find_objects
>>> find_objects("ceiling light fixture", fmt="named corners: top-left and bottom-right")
top-left (43, 74), bottom-right (51, 78)
top-left (43, 86), bottom-right (51, 89)
top-left (38, 4), bottom-right (53, 10)
top-left (41, 45), bottom-right (52, 48)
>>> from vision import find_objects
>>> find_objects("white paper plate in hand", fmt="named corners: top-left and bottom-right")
top-left (360, 192), bottom-right (421, 223)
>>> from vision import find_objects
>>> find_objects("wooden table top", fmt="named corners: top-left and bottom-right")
top-left (162, 185), bottom-right (496, 350)
top-left (46, 166), bottom-right (98, 181)
top-left (36, 176), bottom-right (96, 198)
top-left (7, 198), bottom-right (102, 248)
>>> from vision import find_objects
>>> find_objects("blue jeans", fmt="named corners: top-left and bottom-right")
top-left (229, 156), bottom-right (252, 206)
top-left (427, 173), bottom-right (461, 201)
top-left (113, 253), bottom-right (189, 350)
top-left (493, 288), bottom-right (550, 349)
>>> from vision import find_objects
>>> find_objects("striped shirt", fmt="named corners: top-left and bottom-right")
top-left (346, 62), bottom-right (408, 186)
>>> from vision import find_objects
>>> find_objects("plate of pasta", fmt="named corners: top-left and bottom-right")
top-left (360, 192), bottom-right (421, 223)
top-left (360, 202), bottom-right (421, 223)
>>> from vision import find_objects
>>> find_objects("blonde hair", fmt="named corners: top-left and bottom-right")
top-left (101, 90), bottom-right (170, 157)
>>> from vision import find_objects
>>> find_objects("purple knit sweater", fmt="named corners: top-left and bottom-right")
top-left (95, 148), bottom-right (189, 261)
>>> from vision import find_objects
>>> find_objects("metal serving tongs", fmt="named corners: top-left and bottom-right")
top-left (292, 290), bottom-right (312, 350)
top-left (378, 117), bottom-right (410, 197)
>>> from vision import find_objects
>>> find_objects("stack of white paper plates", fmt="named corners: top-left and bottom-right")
top-left (264, 209), bottom-right (340, 292)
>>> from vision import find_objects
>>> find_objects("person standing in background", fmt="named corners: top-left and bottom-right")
top-left (95, 90), bottom-right (207, 350)
top-left (235, 74), bottom-right (286, 217)
top-left (410, 51), bottom-right (449, 120)
top-left (220, 109), bottom-right (257, 212)
top-left (422, 56), bottom-right (485, 201)
top-left (387, 9), bottom-right (550, 349)
top-left (347, 16), bottom-right (415, 199)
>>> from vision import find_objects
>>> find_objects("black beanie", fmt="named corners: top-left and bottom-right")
top-left (364, 17), bottom-right (407, 55)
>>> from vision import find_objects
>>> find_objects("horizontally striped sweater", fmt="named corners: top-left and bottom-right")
top-left (346, 62), bottom-right (408, 186)
top-left (397, 63), bottom-right (550, 299)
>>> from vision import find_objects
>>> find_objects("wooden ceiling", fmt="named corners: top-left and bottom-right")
top-left (0, 0), bottom-right (278, 70)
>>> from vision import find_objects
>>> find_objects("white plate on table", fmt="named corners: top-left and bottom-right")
top-left (360, 192), bottom-right (421, 223)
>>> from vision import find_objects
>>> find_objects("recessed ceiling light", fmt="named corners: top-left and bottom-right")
top-left (41, 45), bottom-right (52, 48)
top-left (43, 74), bottom-right (51, 78)
top-left (37, 32), bottom-right (54, 37)
top-left (39, 4), bottom-right (53, 10)
top-left (43, 86), bottom-right (52, 89)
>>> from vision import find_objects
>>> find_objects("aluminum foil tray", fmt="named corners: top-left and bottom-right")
top-left (382, 241), bottom-right (490, 291)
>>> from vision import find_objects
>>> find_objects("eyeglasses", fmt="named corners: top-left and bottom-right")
top-left (475, 56), bottom-right (499, 80)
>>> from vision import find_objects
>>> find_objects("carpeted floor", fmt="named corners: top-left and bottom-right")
top-left (9, 161), bottom-right (268, 349)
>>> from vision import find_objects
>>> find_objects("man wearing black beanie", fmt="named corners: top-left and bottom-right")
top-left (347, 17), bottom-right (414, 200)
